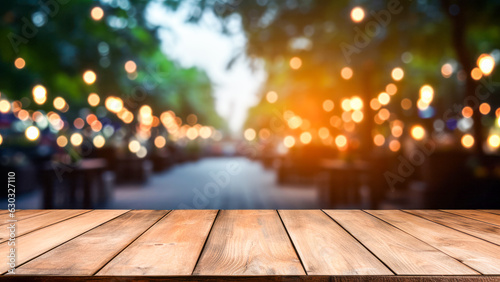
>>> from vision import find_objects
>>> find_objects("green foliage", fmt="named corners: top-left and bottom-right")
top-left (0, 0), bottom-right (224, 128)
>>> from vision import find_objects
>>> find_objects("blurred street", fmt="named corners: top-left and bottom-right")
top-left (17, 157), bottom-right (320, 209)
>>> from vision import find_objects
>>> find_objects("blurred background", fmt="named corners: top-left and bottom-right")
top-left (1, 0), bottom-right (500, 210)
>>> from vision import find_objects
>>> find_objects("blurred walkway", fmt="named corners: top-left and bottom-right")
top-left (106, 157), bottom-right (319, 209)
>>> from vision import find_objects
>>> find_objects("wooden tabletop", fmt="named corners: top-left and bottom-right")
top-left (2, 210), bottom-right (500, 281)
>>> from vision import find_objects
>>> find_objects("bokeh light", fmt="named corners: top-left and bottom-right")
top-left (74, 118), bottom-right (84, 129)
top-left (284, 136), bottom-right (295, 148)
top-left (244, 128), bottom-right (256, 141)
top-left (91, 7), bottom-right (104, 21)
top-left (462, 106), bottom-right (473, 118)
top-left (0, 100), bottom-right (11, 113)
top-left (70, 133), bottom-right (83, 146)
top-left (350, 96), bottom-right (363, 110)
top-left (335, 135), bottom-right (347, 148)
top-left (57, 136), bottom-right (68, 147)
top-left (341, 98), bottom-right (351, 111)
top-left (105, 97), bottom-right (124, 113)
top-left (128, 140), bottom-right (141, 153)
top-left (488, 134), bottom-right (500, 148)
top-left (289, 57), bottom-right (302, 70)
top-left (53, 97), bottom-right (67, 111)
top-left (199, 127), bottom-right (212, 139)
top-left (83, 70), bottom-right (97, 84)
top-left (300, 132), bottom-right (312, 144)
top-left (411, 125), bottom-right (425, 140)
top-left (477, 54), bottom-right (495, 75)
top-left (386, 83), bottom-right (397, 95)
top-left (391, 67), bottom-right (404, 81)
top-left (401, 98), bottom-right (412, 110)
top-left (93, 135), bottom-right (105, 148)
top-left (350, 7), bottom-right (365, 22)
top-left (461, 134), bottom-right (474, 149)
top-left (124, 60), bottom-right (137, 73)
top-left (88, 93), bottom-right (100, 107)
top-left (378, 92), bottom-right (390, 105)
top-left (266, 91), bottom-right (278, 103)
top-left (419, 85), bottom-right (434, 104)
top-left (25, 126), bottom-right (40, 141)
top-left (341, 67), bottom-right (353, 79)
top-left (441, 63), bottom-right (453, 78)
top-left (323, 99), bottom-right (334, 112)
top-left (155, 136), bottom-right (167, 148)
top-left (32, 85), bottom-right (47, 105)
top-left (14, 57), bottom-right (26, 69)
top-left (370, 98), bottom-right (381, 111)
top-left (373, 134), bottom-right (385, 146)
top-left (351, 110), bottom-right (363, 123)
top-left (389, 140), bottom-right (401, 152)
top-left (479, 103), bottom-right (491, 115)
top-left (471, 67), bottom-right (482, 80)
top-left (318, 127), bottom-right (330, 139)
top-left (378, 108), bottom-right (390, 121)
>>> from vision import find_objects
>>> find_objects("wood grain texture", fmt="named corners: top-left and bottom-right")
top-left (16, 210), bottom-right (167, 275)
top-left (368, 210), bottom-right (500, 274)
top-left (442, 210), bottom-right (500, 226)
top-left (1, 210), bottom-right (51, 224)
top-left (324, 210), bottom-right (477, 275)
top-left (278, 210), bottom-right (392, 275)
top-left (405, 210), bottom-right (500, 245)
top-left (193, 210), bottom-right (305, 275)
top-left (3, 275), bottom-right (500, 282)
top-left (482, 210), bottom-right (500, 216)
top-left (0, 210), bottom-right (128, 274)
top-left (97, 210), bottom-right (217, 276)
top-left (0, 210), bottom-right (89, 243)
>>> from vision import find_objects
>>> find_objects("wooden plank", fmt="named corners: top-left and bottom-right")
top-left (2, 275), bottom-right (500, 281)
top-left (278, 210), bottom-right (392, 275)
top-left (324, 210), bottom-right (477, 275)
top-left (193, 210), bottom-right (305, 275)
top-left (483, 210), bottom-right (500, 216)
top-left (405, 210), bottom-right (500, 245)
top-left (0, 210), bottom-right (90, 243)
top-left (368, 210), bottom-right (500, 274)
top-left (443, 210), bottom-right (500, 226)
top-left (16, 210), bottom-right (167, 275)
top-left (1, 210), bottom-right (51, 224)
top-left (97, 210), bottom-right (217, 276)
top-left (0, 210), bottom-right (128, 274)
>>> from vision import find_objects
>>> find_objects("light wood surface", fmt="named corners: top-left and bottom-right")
top-left (0, 210), bottom-right (89, 243)
top-left (1, 210), bottom-right (51, 223)
top-left (483, 210), bottom-right (500, 216)
top-left (16, 210), bottom-right (167, 275)
top-left (405, 210), bottom-right (500, 245)
top-left (368, 210), bottom-right (500, 274)
top-left (97, 210), bottom-right (217, 275)
top-left (325, 210), bottom-right (478, 275)
top-left (278, 210), bottom-right (392, 275)
top-left (0, 210), bottom-right (128, 274)
top-left (443, 210), bottom-right (500, 226)
top-left (2, 209), bottom-right (500, 279)
top-left (193, 210), bottom-right (305, 275)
